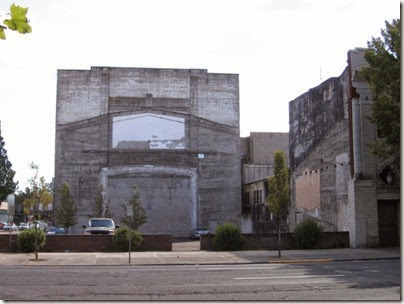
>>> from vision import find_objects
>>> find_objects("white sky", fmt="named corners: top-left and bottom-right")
top-left (0, 0), bottom-right (400, 189)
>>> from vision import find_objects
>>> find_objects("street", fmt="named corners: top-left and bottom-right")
top-left (0, 259), bottom-right (400, 301)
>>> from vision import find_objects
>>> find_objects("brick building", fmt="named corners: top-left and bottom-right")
top-left (289, 48), bottom-right (400, 247)
top-left (54, 67), bottom-right (241, 236)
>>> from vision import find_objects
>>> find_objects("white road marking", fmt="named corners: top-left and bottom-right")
top-left (91, 253), bottom-right (98, 265)
top-left (234, 274), bottom-right (345, 280)
top-left (201, 266), bottom-right (283, 271)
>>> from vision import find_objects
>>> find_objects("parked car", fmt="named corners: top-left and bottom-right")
top-left (189, 227), bottom-right (210, 239)
top-left (46, 226), bottom-right (66, 235)
top-left (29, 220), bottom-right (48, 231)
top-left (3, 223), bottom-right (18, 232)
top-left (83, 218), bottom-right (119, 235)
top-left (18, 222), bottom-right (30, 231)
top-left (0, 221), bottom-right (7, 230)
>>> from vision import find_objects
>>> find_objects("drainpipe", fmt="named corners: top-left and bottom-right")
top-left (352, 98), bottom-right (363, 178)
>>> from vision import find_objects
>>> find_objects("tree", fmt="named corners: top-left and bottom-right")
top-left (360, 19), bottom-right (400, 170)
top-left (23, 163), bottom-right (53, 219)
top-left (266, 151), bottom-right (290, 258)
top-left (90, 186), bottom-right (113, 218)
top-left (121, 185), bottom-right (147, 230)
top-left (23, 162), bottom-right (53, 261)
top-left (90, 186), bottom-right (103, 218)
top-left (55, 182), bottom-right (77, 233)
top-left (0, 3), bottom-right (32, 40)
top-left (0, 134), bottom-right (18, 201)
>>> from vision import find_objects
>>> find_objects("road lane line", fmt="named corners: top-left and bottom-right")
top-left (201, 266), bottom-right (283, 271)
top-left (234, 274), bottom-right (345, 280)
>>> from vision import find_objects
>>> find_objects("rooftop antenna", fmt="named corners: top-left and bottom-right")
top-left (320, 65), bottom-right (322, 82)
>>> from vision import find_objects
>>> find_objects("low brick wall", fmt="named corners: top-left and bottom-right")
top-left (201, 232), bottom-right (350, 250)
top-left (0, 234), bottom-right (172, 252)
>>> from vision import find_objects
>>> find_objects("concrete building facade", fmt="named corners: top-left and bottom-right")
top-left (240, 132), bottom-right (289, 233)
top-left (54, 67), bottom-right (241, 236)
top-left (289, 48), bottom-right (400, 248)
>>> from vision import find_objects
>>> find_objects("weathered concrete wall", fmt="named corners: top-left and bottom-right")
top-left (289, 48), bottom-right (400, 248)
top-left (241, 132), bottom-right (289, 165)
top-left (295, 169), bottom-right (320, 211)
top-left (55, 67), bottom-right (241, 237)
top-left (289, 72), bottom-right (350, 232)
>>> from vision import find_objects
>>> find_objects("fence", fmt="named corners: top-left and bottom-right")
top-left (0, 234), bottom-right (172, 252)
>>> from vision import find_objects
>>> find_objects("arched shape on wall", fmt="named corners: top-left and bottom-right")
top-left (112, 113), bottom-right (186, 150)
top-left (100, 166), bottom-right (198, 230)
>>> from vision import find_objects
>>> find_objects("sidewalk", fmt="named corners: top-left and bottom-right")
top-left (0, 247), bottom-right (399, 266)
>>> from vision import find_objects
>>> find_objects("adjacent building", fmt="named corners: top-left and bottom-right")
top-left (289, 48), bottom-right (400, 247)
top-left (54, 67), bottom-right (241, 236)
top-left (240, 132), bottom-right (289, 233)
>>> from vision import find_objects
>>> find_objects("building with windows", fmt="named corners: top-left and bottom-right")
top-left (54, 67), bottom-right (241, 236)
top-left (240, 132), bottom-right (289, 233)
top-left (289, 48), bottom-right (400, 247)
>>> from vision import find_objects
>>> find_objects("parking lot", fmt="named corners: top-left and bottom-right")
top-left (172, 239), bottom-right (200, 251)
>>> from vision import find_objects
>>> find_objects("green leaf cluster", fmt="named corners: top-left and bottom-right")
top-left (0, 135), bottom-right (18, 201)
top-left (1, 3), bottom-right (32, 40)
top-left (112, 228), bottom-right (143, 252)
top-left (360, 19), bottom-right (401, 170)
top-left (22, 162), bottom-right (53, 220)
top-left (121, 185), bottom-right (147, 230)
top-left (90, 186), bottom-right (113, 218)
top-left (55, 182), bottom-right (77, 233)
top-left (293, 218), bottom-right (323, 249)
top-left (17, 228), bottom-right (46, 253)
top-left (266, 151), bottom-right (289, 220)
top-left (214, 222), bottom-right (245, 251)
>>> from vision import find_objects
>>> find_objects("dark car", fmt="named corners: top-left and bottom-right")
top-left (190, 227), bottom-right (210, 239)
top-left (46, 227), bottom-right (66, 235)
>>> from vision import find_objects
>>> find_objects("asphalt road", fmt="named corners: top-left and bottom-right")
top-left (0, 259), bottom-right (400, 301)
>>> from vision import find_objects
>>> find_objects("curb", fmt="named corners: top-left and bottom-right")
top-left (1, 256), bottom-right (399, 267)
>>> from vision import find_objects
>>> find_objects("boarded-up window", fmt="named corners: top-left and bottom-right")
top-left (295, 169), bottom-right (320, 210)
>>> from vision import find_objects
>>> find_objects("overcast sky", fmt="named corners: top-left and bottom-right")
top-left (0, 0), bottom-right (400, 189)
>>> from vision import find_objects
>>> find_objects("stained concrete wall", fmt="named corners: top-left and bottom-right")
top-left (241, 132), bottom-right (289, 165)
top-left (55, 67), bottom-right (241, 237)
top-left (289, 72), bottom-right (350, 232)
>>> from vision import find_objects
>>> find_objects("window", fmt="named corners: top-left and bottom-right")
top-left (112, 113), bottom-right (185, 149)
top-left (243, 192), bottom-right (250, 205)
top-left (253, 189), bottom-right (263, 204)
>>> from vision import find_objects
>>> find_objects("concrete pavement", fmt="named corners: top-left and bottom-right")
top-left (0, 247), bottom-right (399, 266)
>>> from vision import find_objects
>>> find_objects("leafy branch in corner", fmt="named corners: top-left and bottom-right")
top-left (0, 3), bottom-right (32, 40)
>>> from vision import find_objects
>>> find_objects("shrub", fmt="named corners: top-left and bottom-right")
top-left (214, 222), bottom-right (245, 251)
top-left (17, 228), bottom-right (46, 253)
top-left (293, 218), bottom-right (323, 249)
top-left (112, 228), bottom-right (143, 251)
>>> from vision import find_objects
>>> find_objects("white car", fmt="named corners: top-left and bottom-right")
top-left (190, 227), bottom-right (210, 239)
top-left (29, 221), bottom-right (48, 231)
top-left (18, 222), bottom-right (30, 231)
top-left (82, 218), bottom-right (119, 235)
top-left (3, 223), bottom-right (18, 231)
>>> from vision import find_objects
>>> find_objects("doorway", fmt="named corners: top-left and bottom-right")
top-left (378, 200), bottom-right (400, 246)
